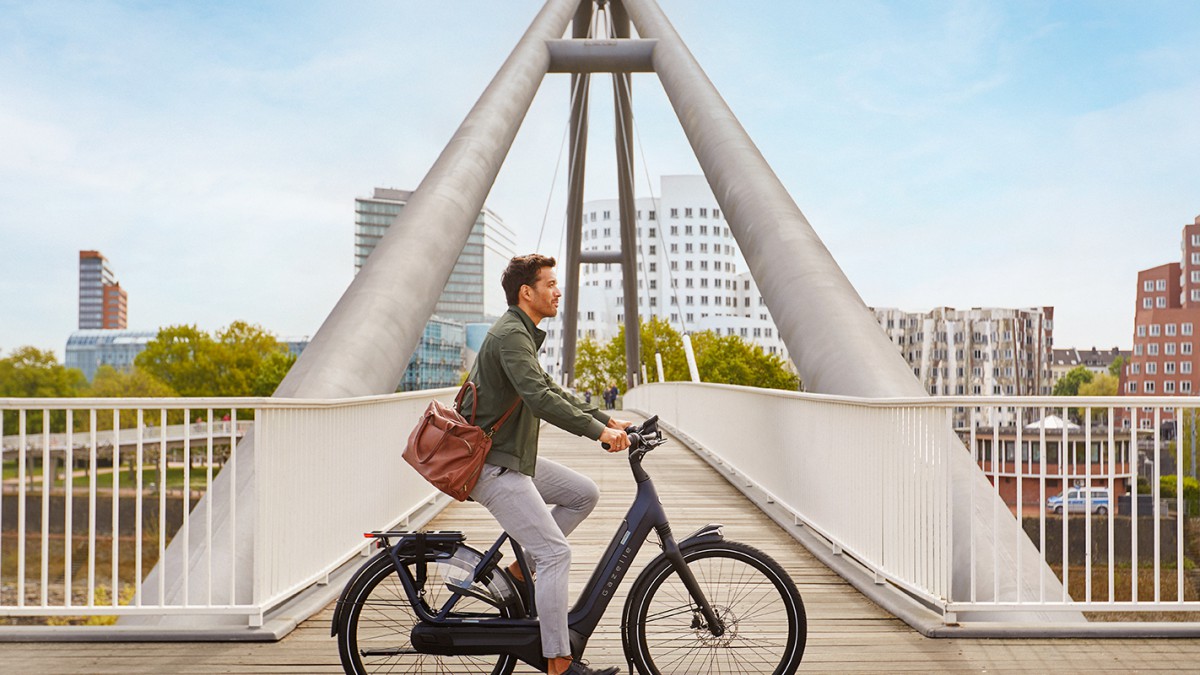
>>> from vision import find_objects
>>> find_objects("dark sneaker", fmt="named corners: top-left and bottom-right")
top-left (563, 660), bottom-right (620, 675)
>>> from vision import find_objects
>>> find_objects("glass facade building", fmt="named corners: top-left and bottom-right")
top-left (65, 329), bottom-right (158, 381)
top-left (354, 188), bottom-right (516, 324)
top-left (355, 188), bottom-right (516, 390)
top-left (399, 317), bottom-right (467, 392)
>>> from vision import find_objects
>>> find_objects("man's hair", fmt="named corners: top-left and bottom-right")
top-left (502, 254), bottom-right (556, 306)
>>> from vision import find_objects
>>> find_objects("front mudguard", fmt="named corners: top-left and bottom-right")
top-left (619, 523), bottom-right (724, 654)
top-left (621, 523), bottom-right (723, 607)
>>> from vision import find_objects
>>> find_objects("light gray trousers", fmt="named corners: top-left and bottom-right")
top-left (470, 457), bottom-right (601, 659)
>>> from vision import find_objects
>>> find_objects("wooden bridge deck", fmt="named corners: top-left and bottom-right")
top-left (2, 420), bottom-right (1200, 672)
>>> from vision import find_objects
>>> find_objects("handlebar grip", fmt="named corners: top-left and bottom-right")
top-left (601, 433), bottom-right (642, 452)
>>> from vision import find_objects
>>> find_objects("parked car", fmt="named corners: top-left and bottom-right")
top-left (1047, 487), bottom-right (1110, 515)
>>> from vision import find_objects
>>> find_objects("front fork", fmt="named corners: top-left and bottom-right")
top-left (659, 526), bottom-right (724, 637)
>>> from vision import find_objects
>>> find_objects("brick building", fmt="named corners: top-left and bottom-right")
top-left (78, 250), bottom-right (127, 330)
top-left (1118, 216), bottom-right (1200, 428)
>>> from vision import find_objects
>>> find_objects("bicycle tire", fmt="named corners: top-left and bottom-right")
top-left (337, 550), bottom-right (518, 675)
top-left (622, 540), bottom-right (806, 674)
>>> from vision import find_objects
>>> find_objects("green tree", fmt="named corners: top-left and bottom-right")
top-left (0, 346), bottom-right (87, 433)
top-left (1052, 365), bottom-right (1094, 397)
top-left (134, 325), bottom-right (220, 397)
top-left (1108, 356), bottom-right (1128, 378)
top-left (689, 330), bottom-right (800, 390)
top-left (1160, 475), bottom-right (1200, 515)
top-left (90, 365), bottom-right (178, 399)
top-left (251, 349), bottom-right (297, 396)
top-left (574, 337), bottom-right (624, 398)
top-left (573, 319), bottom-right (799, 393)
top-left (1076, 372), bottom-right (1118, 424)
top-left (135, 322), bottom-right (294, 397)
top-left (1078, 372), bottom-right (1117, 397)
top-left (212, 321), bottom-right (293, 396)
top-left (636, 316), bottom-right (690, 382)
top-left (89, 365), bottom-right (180, 429)
top-left (1173, 410), bottom-right (1200, 479)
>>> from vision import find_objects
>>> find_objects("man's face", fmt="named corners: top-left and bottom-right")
top-left (525, 266), bottom-right (561, 319)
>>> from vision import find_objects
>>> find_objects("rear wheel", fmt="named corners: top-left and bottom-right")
top-left (1097, 505), bottom-right (1108, 515)
top-left (622, 540), bottom-right (805, 674)
top-left (336, 551), bottom-right (518, 675)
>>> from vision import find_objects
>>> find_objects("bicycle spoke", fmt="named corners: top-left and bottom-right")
top-left (629, 543), bottom-right (805, 674)
top-left (339, 552), bottom-right (517, 674)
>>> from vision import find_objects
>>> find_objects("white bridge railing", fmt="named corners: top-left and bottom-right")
top-left (0, 390), bottom-right (451, 626)
top-left (6, 384), bottom-right (1198, 630)
top-left (626, 383), bottom-right (1200, 625)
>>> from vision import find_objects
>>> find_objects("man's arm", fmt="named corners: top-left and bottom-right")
top-left (541, 369), bottom-right (611, 426)
top-left (499, 337), bottom-right (607, 440)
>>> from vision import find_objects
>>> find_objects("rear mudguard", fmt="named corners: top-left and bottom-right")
top-left (330, 538), bottom-right (460, 637)
top-left (331, 550), bottom-right (398, 637)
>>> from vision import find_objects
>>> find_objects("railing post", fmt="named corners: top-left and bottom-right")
top-left (252, 407), bottom-right (265, 612)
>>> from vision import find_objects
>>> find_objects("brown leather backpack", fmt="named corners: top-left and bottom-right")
top-left (403, 381), bottom-right (519, 501)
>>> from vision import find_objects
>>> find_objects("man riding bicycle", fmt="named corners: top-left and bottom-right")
top-left (463, 253), bottom-right (630, 675)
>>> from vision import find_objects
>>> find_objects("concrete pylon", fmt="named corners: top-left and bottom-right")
top-left (132, 0), bottom-right (1077, 627)
top-left (621, 0), bottom-right (1078, 621)
top-left (128, 0), bottom-right (585, 627)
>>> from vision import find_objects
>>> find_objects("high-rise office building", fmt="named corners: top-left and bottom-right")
top-left (354, 188), bottom-right (516, 324)
top-left (78, 250), bottom-right (127, 329)
top-left (355, 188), bottom-right (515, 390)
top-left (541, 175), bottom-right (789, 381)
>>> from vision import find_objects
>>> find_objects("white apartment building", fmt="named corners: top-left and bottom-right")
top-left (542, 175), bottom-right (789, 381)
top-left (873, 306), bottom-right (1055, 427)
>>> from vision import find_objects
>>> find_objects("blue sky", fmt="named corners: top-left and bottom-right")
top-left (1, 1), bottom-right (1198, 359)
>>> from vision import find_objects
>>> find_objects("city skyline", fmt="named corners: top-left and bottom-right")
top-left (1, 2), bottom-right (1198, 358)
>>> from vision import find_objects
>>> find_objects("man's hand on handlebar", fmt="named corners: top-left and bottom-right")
top-left (599, 426), bottom-right (629, 452)
top-left (607, 417), bottom-right (634, 431)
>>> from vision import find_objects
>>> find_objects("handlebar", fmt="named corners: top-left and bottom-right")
top-left (601, 415), bottom-right (664, 454)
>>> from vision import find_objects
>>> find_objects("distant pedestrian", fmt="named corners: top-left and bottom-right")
top-left (584, 390), bottom-right (592, 405)
top-left (604, 383), bottom-right (618, 410)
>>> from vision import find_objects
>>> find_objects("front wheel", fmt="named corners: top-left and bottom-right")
top-left (622, 540), bottom-right (806, 674)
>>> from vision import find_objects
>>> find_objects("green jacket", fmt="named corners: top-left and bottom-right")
top-left (461, 306), bottom-right (610, 477)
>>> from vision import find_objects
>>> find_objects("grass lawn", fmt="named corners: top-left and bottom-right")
top-left (2, 460), bottom-right (18, 481)
top-left (71, 466), bottom-right (219, 490)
